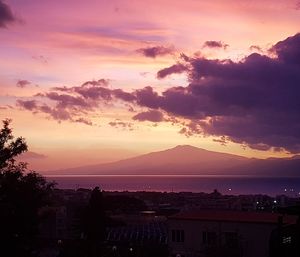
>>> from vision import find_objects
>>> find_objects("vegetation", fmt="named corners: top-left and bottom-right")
top-left (0, 119), bottom-right (54, 256)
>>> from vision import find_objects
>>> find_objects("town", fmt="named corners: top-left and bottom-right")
top-left (37, 188), bottom-right (300, 257)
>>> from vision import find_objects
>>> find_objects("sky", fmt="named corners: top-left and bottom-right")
top-left (1, 0), bottom-right (300, 171)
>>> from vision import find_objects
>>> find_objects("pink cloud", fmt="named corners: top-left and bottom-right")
top-left (16, 79), bottom-right (31, 88)
top-left (136, 45), bottom-right (175, 58)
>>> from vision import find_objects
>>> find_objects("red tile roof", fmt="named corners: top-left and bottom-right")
top-left (169, 210), bottom-right (298, 225)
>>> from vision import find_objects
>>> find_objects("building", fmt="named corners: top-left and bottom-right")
top-left (270, 205), bottom-right (300, 257)
top-left (168, 210), bottom-right (298, 257)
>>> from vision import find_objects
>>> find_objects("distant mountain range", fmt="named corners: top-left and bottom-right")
top-left (47, 145), bottom-right (300, 177)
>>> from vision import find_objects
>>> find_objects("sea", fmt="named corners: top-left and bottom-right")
top-left (46, 175), bottom-right (300, 196)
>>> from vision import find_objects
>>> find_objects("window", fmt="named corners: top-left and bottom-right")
top-left (224, 232), bottom-right (238, 248)
top-left (282, 236), bottom-right (291, 244)
top-left (171, 229), bottom-right (185, 242)
top-left (202, 231), bottom-right (217, 245)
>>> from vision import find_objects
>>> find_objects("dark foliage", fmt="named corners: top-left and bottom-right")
top-left (83, 186), bottom-right (106, 240)
top-left (104, 195), bottom-right (147, 214)
top-left (0, 119), bottom-right (54, 256)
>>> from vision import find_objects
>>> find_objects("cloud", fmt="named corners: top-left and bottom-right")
top-left (112, 89), bottom-right (136, 102)
top-left (32, 55), bottom-right (48, 64)
top-left (203, 41), bottom-right (229, 49)
top-left (108, 120), bottom-right (133, 130)
top-left (136, 45), bottom-right (175, 58)
top-left (213, 136), bottom-right (228, 146)
top-left (157, 63), bottom-right (187, 79)
top-left (53, 83), bottom-right (112, 101)
top-left (15, 34), bottom-right (300, 153)
top-left (16, 80), bottom-right (31, 88)
top-left (22, 81), bottom-right (120, 124)
top-left (94, 33), bottom-right (300, 153)
top-left (81, 79), bottom-right (110, 87)
top-left (16, 99), bottom-right (37, 110)
top-left (144, 33), bottom-right (300, 153)
top-left (0, 0), bottom-right (16, 28)
top-left (132, 110), bottom-right (164, 122)
top-left (270, 33), bottom-right (300, 66)
top-left (17, 79), bottom-right (134, 125)
top-left (17, 99), bottom-right (93, 125)
top-left (44, 92), bottom-right (93, 109)
top-left (135, 86), bottom-right (161, 109)
top-left (249, 45), bottom-right (263, 52)
top-left (74, 117), bottom-right (93, 126)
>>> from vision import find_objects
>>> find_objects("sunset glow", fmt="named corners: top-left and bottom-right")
top-left (1, 0), bottom-right (300, 171)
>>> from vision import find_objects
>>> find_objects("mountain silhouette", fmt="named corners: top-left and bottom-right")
top-left (47, 145), bottom-right (300, 177)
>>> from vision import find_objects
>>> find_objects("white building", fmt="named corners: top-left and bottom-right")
top-left (168, 210), bottom-right (297, 257)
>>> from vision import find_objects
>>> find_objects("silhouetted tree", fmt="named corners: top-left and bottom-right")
top-left (0, 119), bottom-right (54, 256)
top-left (78, 187), bottom-right (106, 257)
top-left (0, 118), bottom-right (27, 169)
top-left (84, 186), bottom-right (106, 240)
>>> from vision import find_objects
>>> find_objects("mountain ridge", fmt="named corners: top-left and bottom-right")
top-left (47, 145), bottom-right (250, 174)
top-left (45, 145), bottom-right (300, 177)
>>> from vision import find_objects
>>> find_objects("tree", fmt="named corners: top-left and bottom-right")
top-left (76, 187), bottom-right (106, 257)
top-left (0, 119), bottom-right (54, 256)
top-left (84, 186), bottom-right (106, 241)
top-left (0, 118), bottom-right (27, 169)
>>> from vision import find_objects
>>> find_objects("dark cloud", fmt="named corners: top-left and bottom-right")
top-left (135, 86), bottom-right (160, 108)
top-left (74, 117), bottom-right (93, 126)
top-left (17, 79), bottom-right (132, 125)
top-left (157, 63), bottom-right (187, 79)
top-left (203, 41), bottom-right (229, 49)
top-left (213, 136), bottom-right (228, 146)
top-left (0, 0), bottom-right (16, 28)
top-left (270, 33), bottom-right (300, 66)
top-left (249, 45), bottom-right (263, 52)
top-left (101, 33), bottom-right (300, 153)
top-left (75, 86), bottom-right (112, 100)
top-left (146, 33), bottom-right (300, 153)
top-left (137, 45), bottom-right (175, 58)
top-left (108, 120), bottom-right (133, 130)
top-left (112, 89), bottom-right (136, 102)
top-left (15, 34), bottom-right (300, 153)
top-left (52, 81), bottom-right (136, 104)
top-left (17, 99), bottom-right (72, 121)
top-left (81, 79), bottom-right (110, 87)
top-left (53, 83), bottom-right (112, 101)
top-left (178, 121), bottom-right (202, 137)
top-left (17, 99), bottom-right (93, 125)
top-left (132, 110), bottom-right (164, 122)
top-left (16, 79), bottom-right (31, 88)
top-left (16, 99), bottom-right (37, 110)
top-left (42, 107), bottom-right (73, 121)
top-left (44, 92), bottom-right (93, 109)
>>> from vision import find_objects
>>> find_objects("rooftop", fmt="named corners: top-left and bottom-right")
top-left (169, 210), bottom-right (298, 225)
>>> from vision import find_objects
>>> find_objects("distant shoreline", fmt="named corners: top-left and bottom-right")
top-left (44, 175), bottom-right (300, 196)
top-left (44, 174), bottom-right (300, 178)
